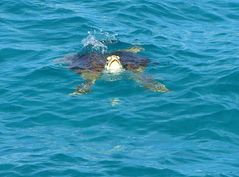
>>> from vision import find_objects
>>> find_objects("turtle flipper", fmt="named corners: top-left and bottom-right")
top-left (69, 80), bottom-right (95, 96)
top-left (69, 71), bottom-right (100, 96)
top-left (122, 46), bottom-right (144, 53)
top-left (144, 81), bottom-right (169, 92)
top-left (133, 73), bottom-right (170, 93)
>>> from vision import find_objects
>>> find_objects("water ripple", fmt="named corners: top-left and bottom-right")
top-left (1, 0), bottom-right (239, 176)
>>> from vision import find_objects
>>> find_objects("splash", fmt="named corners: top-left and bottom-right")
top-left (111, 98), bottom-right (121, 107)
top-left (81, 30), bottom-right (118, 54)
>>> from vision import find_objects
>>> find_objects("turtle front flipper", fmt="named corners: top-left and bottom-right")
top-left (69, 71), bottom-right (100, 96)
top-left (69, 80), bottom-right (95, 96)
top-left (122, 46), bottom-right (144, 53)
top-left (133, 73), bottom-right (170, 93)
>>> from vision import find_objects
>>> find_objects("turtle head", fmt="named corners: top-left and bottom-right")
top-left (105, 55), bottom-right (123, 73)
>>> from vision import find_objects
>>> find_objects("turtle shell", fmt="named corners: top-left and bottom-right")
top-left (67, 50), bottom-right (149, 74)
top-left (68, 52), bottom-right (106, 73)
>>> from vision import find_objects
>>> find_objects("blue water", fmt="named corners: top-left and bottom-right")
top-left (1, 0), bottom-right (239, 176)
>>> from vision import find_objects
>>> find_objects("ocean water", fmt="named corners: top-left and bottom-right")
top-left (1, 0), bottom-right (239, 176)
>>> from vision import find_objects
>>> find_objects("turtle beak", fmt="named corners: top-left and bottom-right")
top-left (106, 55), bottom-right (121, 67)
top-left (109, 58), bottom-right (121, 67)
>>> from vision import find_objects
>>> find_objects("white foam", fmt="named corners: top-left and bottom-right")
top-left (81, 30), bottom-right (118, 54)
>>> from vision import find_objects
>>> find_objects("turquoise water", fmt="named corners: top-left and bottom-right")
top-left (1, 0), bottom-right (239, 176)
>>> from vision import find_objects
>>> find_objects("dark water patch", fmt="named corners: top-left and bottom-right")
top-left (107, 166), bottom-right (185, 177)
top-left (185, 129), bottom-right (236, 143)
top-left (33, 169), bottom-right (103, 177)
top-left (0, 48), bottom-right (38, 66)
top-left (0, 164), bottom-right (15, 172)
top-left (50, 153), bottom-right (88, 164)
top-left (0, 103), bottom-right (25, 114)
top-left (0, 171), bottom-right (23, 177)
top-left (208, 109), bottom-right (239, 135)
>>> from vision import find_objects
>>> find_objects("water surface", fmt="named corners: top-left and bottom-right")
top-left (1, 0), bottom-right (239, 176)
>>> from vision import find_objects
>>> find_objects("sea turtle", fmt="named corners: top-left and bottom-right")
top-left (65, 47), bottom-right (169, 95)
